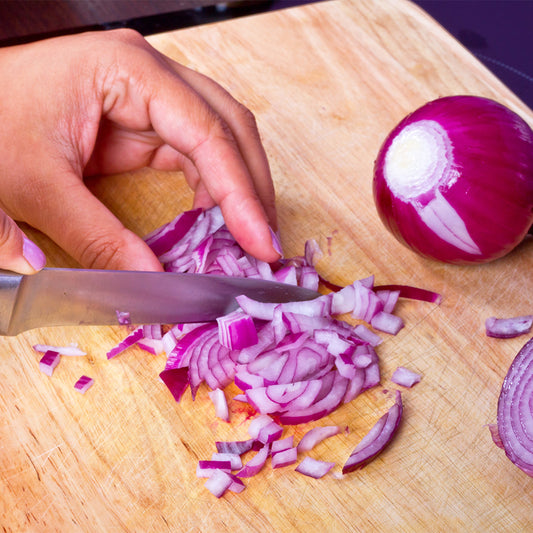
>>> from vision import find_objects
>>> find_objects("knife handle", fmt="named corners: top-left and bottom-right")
top-left (0, 270), bottom-right (23, 336)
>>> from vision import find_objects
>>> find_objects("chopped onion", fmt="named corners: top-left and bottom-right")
top-left (390, 366), bottom-right (421, 388)
top-left (196, 460), bottom-right (232, 477)
top-left (236, 443), bottom-right (270, 478)
top-left (370, 311), bottom-right (405, 335)
top-left (496, 337), bottom-right (533, 476)
top-left (342, 390), bottom-right (403, 473)
top-left (204, 469), bottom-right (233, 498)
top-left (217, 310), bottom-right (258, 350)
top-left (208, 388), bottom-right (230, 422)
top-left (297, 426), bottom-right (341, 452)
top-left (38, 350), bottom-right (60, 377)
top-left (271, 435), bottom-right (294, 454)
top-left (211, 452), bottom-right (242, 470)
top-left (33, 343), bottom-right (86, 356)
top-left (106, 327), bottom-right (143, 359)
top-left (485, 315), bottom-right (533, 339)
top-left (73, 375), bottom-right (94, 394)
top-left (98, 205), bottom-right (442, 495)
top-left (215, 439), bottom-right (256, 455)
top-left (115, 310), bottom-right (131, 326)
top-left (373, 95), bottom-right (533, 264)
top-left (271, 447), bottom-right (298, 469)
top-left (295, 457), bottom-right (335, 478)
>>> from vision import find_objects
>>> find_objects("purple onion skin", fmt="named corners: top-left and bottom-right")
top-left (373, 96), bottom-right (533, 264)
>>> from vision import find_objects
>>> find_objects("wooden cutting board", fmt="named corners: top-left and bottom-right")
top-left (2, 1), bottom-right (532, 531)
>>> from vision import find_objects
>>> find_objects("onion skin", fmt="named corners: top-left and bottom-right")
top-left (373, 95), bottom-right (533, 264)
top-left (497, 337), bottom-right (533, 477)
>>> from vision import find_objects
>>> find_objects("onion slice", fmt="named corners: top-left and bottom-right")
top-left (485, 315), bottom-right (533, 339)
top-left (342, 390), bottom-right (403, 473)
top-left (297, 426), bottom-right (341, 453)
top-left (295, 457), bottom-right (335, 478)
top-left (497, 337), bottom-right (533, 476)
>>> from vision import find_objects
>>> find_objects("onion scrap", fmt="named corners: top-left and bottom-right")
top-left (102, 206), bottom-right (441, 497)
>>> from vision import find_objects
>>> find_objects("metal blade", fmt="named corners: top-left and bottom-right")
top-left (3, 268), bottom-right (320, 335)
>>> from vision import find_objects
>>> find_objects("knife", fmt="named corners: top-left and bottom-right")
top-left (0, 268), bottom-right (320, 336)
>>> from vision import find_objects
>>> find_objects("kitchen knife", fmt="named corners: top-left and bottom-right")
top-left (0, 268), bottom-right (320, 336)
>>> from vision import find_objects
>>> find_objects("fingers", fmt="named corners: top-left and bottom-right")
top-left (143, 67), bottom-right (280, 262)
top-left (22, 170), bottom-right (163, 272)
top-left (0, 209), bottom-right (46, 274)
top-left (171, 63), bottom-right (277, 229)
top-left (95, 31), bottom-right (280, 262)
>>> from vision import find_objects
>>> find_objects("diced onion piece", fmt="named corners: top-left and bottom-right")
top-left (74, 375), bottom-right (94, 394)
top-left (297, 426), bottom-right (341, 453)
top-left (106, 327), bottom-right (143, 359)
top-left (271, 447), bottom-right (298, 469)
top-left (208, 388), bottom-right (230, 422)
top-left (33, 343), bottom-right (86, 356)
top-left (215, 439), bottom-right (256, 455)
top-left (197, 460), bottom-right (232, 477)
top-left (115, 310), bottom-right (131, 325)
top-left (237, 444), bottom-right (270, 478)
top-left (159, 368), bottom-right (189, 402)
top-left (217, 310), bottom-right (258, 350)
top-left (204, 469), bottom-right (233, 498)
top-left (370, 311), bottom-right (405, 335)
top-left (38, 350), bottom-right (60, 377)
top-left (342, 390), bottom-right (403, 473)
top-left (485, 315), bottom-right (533, 339)
top-left (390, 366), bottom-right (421, 388)
top-left (247, 415), bottom-right (274, 439)
top-left (271, 436), bottom-right (294, 455)
top-left (211, 453), bottom-right (242, 470)
top-left (295, 457), bottom-right (335, 478)
top-left (257, 421), bottom-right (284, 444)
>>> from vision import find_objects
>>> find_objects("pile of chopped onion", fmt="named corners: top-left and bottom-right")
top-left (97, 206), bottom-right (440, 496)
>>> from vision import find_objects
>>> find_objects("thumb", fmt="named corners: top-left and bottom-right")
top-left (0, 210), bottom-right (46, 274)
top-left (23, 174), bottom-right (163, 272)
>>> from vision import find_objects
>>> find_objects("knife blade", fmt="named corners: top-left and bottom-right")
top-left (0, 268), bottom-right (320, 336)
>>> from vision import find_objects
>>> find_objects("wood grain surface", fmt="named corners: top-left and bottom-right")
top-left (1, 1), bottom-right (532, 531)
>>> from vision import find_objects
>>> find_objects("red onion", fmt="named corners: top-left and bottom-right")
top-left (211, 452), bottom-right (242, 470)
top-left (271, 447), bottom-right (298, 469)
top-left (197, 460), bottom-right (232, 477)
top-left (390, 366), bottom-right (421, 388)
top-left (33, 343), bottom-right (86, 356)
top-left (208, 388), bottom-right (229, 422)
top-left (73, 375), bottom-right (94, 394)
top-left (236, 443), bottom-right (270, 478)
top-left (297, 426), bottom-right (341, 452)
top-left (485, 315), bottom-right (533, 339)
top-left (342, 390), bottom-right (403, 473)
top-left (496, 337), bottom-right (533, 476)
top-left (295, 457), bottom-right (335, 479)
top-left (373, 95), bottom-right (533, 264)
top-left (38, 350), bottom-right (61, 377)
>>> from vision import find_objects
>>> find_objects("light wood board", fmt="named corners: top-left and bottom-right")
top-left (1, 1), bottom-right (532, 531)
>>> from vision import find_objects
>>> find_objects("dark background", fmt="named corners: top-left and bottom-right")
top-left (0, 0), bottom-right (531, 109)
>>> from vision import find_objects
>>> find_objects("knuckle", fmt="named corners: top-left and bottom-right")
top-left (234, 102), bottom-right (259, 133)
top-left (75, 232), bottom-right (125, 270)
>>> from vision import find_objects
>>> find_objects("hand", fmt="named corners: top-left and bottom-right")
top-left (0, 29), bottom-right (278, 274)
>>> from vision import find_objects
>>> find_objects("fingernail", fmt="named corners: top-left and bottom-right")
top-left (269, 226), bottom-right (284, 258)
top-left (23, 237), bottom-right (46, 271)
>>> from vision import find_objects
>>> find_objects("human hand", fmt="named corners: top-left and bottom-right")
top-left (0, 29), bottom-right (278, 274)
